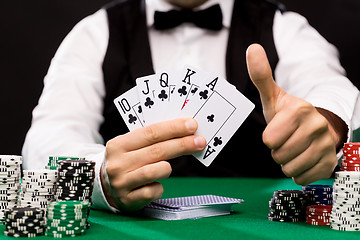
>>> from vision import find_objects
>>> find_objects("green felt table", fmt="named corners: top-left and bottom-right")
top-left (2, 177), bottom-right (360, 240)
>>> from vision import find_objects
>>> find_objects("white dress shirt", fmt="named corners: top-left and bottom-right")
top-left (22, 0), bottom-right (359, 212)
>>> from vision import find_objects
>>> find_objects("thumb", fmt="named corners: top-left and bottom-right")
top-left (246, 43), bottom-right (283, 122)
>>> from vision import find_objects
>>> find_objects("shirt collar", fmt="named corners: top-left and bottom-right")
top-left (146, 0), bottom-right (234, 28)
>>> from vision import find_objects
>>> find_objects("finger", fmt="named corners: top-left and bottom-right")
top-left (111, 118), bottom-right (198, 152)
top-left (280, 142), bottom-right (322, 177)
top-left (263, 109), bottom-right (300, 150)
top-left (125, 161), bottom-right (172, 190)
top-left (246, 43), bottom-right (284, 122)
top-left (280, 133), bottom-right (335, 177)
top-left (271, 114), bottom-right (328, 164)
top-left (122, 134), bottom-right (206, 169)
top-left (124, 182), bottom-right (164, 211)
top-left (291, 152), bottom-right (337, 185)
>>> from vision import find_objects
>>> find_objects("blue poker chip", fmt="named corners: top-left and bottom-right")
top-left (311, 194), bottom-right (333, 199)
top-left (302, 185), bottom-right (333, 192)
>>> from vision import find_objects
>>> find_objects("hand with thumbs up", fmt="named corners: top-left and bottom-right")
top-left (246, 43), bottom-right (342, 185)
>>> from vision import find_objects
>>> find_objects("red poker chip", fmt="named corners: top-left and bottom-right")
top-left (344, 142), bottom-right (360, 148)
top-left (344, 143), bottom-right (360, 148)
top-left (306, 220), bottom-right (331, 226)
top-left (343, 159), bottom-right (360, 164)
top-left (343, 155), bottom-right (360, 160)
top-left (341, 165), bottom-right (360, 169)
top-left (307, 205), bottom-right (332, 213)
top-left (341, 166), bottom-right (360, 171)
top-left (343, 147), bottom-right (360, 151)
top-left (343, 150), bottom-right (360, 156)
top-left (343, 149), bottom-right (360, 154)
top-left (307, 214), bottom-right (331, 219)
top-left (341, 163), bottom-right (360, 167)
top-left (341, 160), bottom-right (360, 164)
top-left (341, 157), bottom-right (360, 163)
top-left (307, 213), bottom-right (332, 218)
top-left (343, 151), bottom-right (360, 156)
top-left (307, 217), bottom-right (330, 222)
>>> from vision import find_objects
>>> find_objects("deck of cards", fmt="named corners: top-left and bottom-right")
top-left (143, 195), bottom-right (243, 220)
top-left (114, 66), bottom-right (255, 166)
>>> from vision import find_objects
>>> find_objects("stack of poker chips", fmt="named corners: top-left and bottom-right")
top-left (341, 142), bottom-right (360, 171)
top-left (45, 201), bottom-right (90, 237)
top-left (302, 185), bottom-right (333, 205)
top-left (268, 190), bottom-right (308, 222)
top-left (54, 160), bottom-right (95, 201)
top-left (4, 207), bottom-right (45, 237)
top-left (0, 155), bottom-right (22, 222)
top-left (46, 156), bottom-right (85, 170)
top-left (19, 170), bottom-right (57, 210)
top-left (331, 171), bottom-right (360, 231)
top-left (306, 205), bottom-right (332, 226)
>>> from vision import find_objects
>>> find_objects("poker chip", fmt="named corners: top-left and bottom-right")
top-left (306, 205), bottom-right (332, 226)
top-left (331, 159), bottom-right (360, 231)
top-left (3, 207), bottom-right (45, 237)
top-left (45, 201), bottom-right (90, 237)
top-left (54, 160), bottom-right (95, 202)
top-left (341, 143), bottom-right (360, 171)
top-left (268, 190), bottom-right (307, 222)
top-left (19, 170), bottom-right (57, 210)
top-left (0, 155), bottom-right (22, 222)
top-left (45, 156), bottom-right (85, 170)
top-left (302, 185), bottom-right (333, 206)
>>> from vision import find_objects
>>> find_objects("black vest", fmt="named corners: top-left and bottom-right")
top-left (100, 0), bottom-right (286, 178)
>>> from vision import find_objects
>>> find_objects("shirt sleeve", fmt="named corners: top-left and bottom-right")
top-left (273, 10), bottom-right (360, 142)
top-left (21, 9), bottom-right (117, 212)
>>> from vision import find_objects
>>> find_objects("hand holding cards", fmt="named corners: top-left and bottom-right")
top-left (114, 66), bottom-right (254, 166)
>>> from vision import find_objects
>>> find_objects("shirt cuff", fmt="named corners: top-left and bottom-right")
top-left (88, 150), bottom-right (120, 213)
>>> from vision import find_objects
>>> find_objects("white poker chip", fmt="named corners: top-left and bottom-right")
top-left (331, 216), bottom-right (360, 223)
top-left (0, 155), bottom-right (22, 163)
top-left (330, 225), bottom-right (360, 231)
top-left (333, 192), bottom-right (360, 198)
top-left (333, 197), bottom-right (360, 203)
top-left (335, 171), bottom-right (360, 177)
top-left (334, 180), bottom-right (360, 185)
top-left (334, 182), bottom-right (360, 188)
top-left (333, 191), bottom-right (360, 196)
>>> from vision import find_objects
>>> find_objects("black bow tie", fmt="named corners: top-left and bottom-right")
top-left (154, 4), bottom-right (223, 31)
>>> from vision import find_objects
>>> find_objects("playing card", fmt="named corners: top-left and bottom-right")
top-left (170, 66), bottom-right (209, 118)
top-left (143, 195), bottom-right (243, 220)
top-left (113, 86), bottom-right (145, 131)
top-left (147, 69), bottom-right (178, 122)
top-left (191, 74), bottom-right (255, 166)
top-left (114, 66), bottom-right (255, 167)
top-left (136, 74), bottom-right (158, 125)
top-left (148, 195), bottom-right (243, 208)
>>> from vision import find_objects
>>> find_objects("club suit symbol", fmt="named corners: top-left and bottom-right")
top-left (199, 90), bottom-right (208, 100)
top-left (128, 114), bottom-right (137, 124)
top-left (178, 86), bottom-right (187, 96)
top-left (207, 114), bottom-right (215, 122)
top-left (158, 90), bottom-right (168, 101)
top-left (213, 137), bottom-right (222, 147)
top-left (145, 97), bottom-right (154, 108)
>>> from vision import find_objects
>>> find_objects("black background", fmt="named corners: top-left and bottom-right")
top-left (1, 0), bottom-right (360, 155)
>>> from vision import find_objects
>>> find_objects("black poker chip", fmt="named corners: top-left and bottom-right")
top-left (267, 216), bottom-right (300, 222)
top-left (54, 159), bottom-right (95, 202)
top-left (3, 207), bottom-right (46, 237)
top-left (268, 190), bottom-right (308, 222)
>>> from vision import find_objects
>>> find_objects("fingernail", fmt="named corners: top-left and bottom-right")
top-left (194, 136), bottom-right (206, 148)
top-left (185, 119), bottom-right (197, 131)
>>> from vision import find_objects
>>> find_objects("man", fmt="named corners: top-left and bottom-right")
top-left (22, 0), bottom-right (359, 212)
